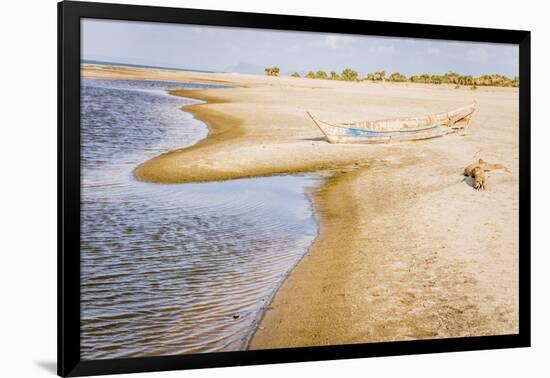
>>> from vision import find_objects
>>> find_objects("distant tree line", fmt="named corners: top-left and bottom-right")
top-left (292, 68), bottom-right (358, 82)
top-left (267, 67), bottom-right (519, 87)
top-left (264, 66), bottom-right (280, 76)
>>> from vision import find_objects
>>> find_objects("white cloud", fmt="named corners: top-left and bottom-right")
top-left (465, 47), bottom-right (489, 62)
top-left (427, 47), bottom-right (441, 55)
top-left (286, 45), bottom-right (300, 53)
top-left (367, 46), bottom-right (396, 54)
top-left (315, 35), bottom-right (354, 49)
top-left (187, 27), bottom-right (215, 33)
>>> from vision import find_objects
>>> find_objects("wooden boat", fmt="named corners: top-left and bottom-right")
top-left (307, 102), bottom-right (476, 144)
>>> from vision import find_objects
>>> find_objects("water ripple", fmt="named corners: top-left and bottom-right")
top-left (80, 78), bottom-right (319, 359)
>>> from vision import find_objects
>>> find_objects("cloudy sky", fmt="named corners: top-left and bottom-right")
top-left (82, 19), bottom-right (518, 77)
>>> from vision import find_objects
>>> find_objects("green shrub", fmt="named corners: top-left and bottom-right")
top-left (341, 68), bottom-right (358, 81)
top-left (264, 66), bottom-right (280, 76)
top-left (315, 70), bottom-right (328, 79)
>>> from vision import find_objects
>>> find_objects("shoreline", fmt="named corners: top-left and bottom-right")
top-left (133, 88), bottom-right (354, 184)
top-left (83, 65), bottom-right (520, 348)
top-left (132, 85), bottom-right (369, 184)
top-left (241, 176), bottom-right (324, 349)
top-left (245, 166), bottom-right (362, 348)
top-left (249, 151), bottom-right (519, 348)
top-left (133, 89), bottom-right (248, 183)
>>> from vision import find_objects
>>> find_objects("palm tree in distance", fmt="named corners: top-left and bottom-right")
top-left (264, 66), bottom-right (518, 87)
top-left (341, 68), bottom-right (358, 81)
top-left (315, 70), bottom-right (328, 79)
top-left (264, 66), bottom-right (280, 76)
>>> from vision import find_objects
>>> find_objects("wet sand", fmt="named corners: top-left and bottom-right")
top-left (83, 64), bottom-right (520, 348)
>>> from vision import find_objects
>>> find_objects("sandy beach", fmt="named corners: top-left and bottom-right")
top-left (83, 65), bottom-right (519, 348)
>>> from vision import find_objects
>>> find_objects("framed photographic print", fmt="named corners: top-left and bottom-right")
top-left (58, 0), bottom-right (530, 376)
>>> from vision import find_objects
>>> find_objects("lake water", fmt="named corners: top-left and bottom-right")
top-left (80, 78), bottom-right (319, 359)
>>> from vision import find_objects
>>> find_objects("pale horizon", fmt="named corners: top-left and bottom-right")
top-left (82, 19), bottom-right (519, 78)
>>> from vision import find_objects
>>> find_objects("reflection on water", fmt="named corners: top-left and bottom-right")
top-left (80, 78), bottom-right (319, 359)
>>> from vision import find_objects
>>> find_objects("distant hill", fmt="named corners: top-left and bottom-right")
top-left (223, 62), bottom-right (265, 75)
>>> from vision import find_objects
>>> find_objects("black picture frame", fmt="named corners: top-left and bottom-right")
top-left (58, 1), bottom-right (531, 376)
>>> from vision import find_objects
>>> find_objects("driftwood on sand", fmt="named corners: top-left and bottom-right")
top-left (464, 158), bottom-right (510, 190)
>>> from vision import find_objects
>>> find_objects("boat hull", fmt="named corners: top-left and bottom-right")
top-left (308, 103), bottom-right (475, 144)
top-left (319, 123), bottom-right (454, 144)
